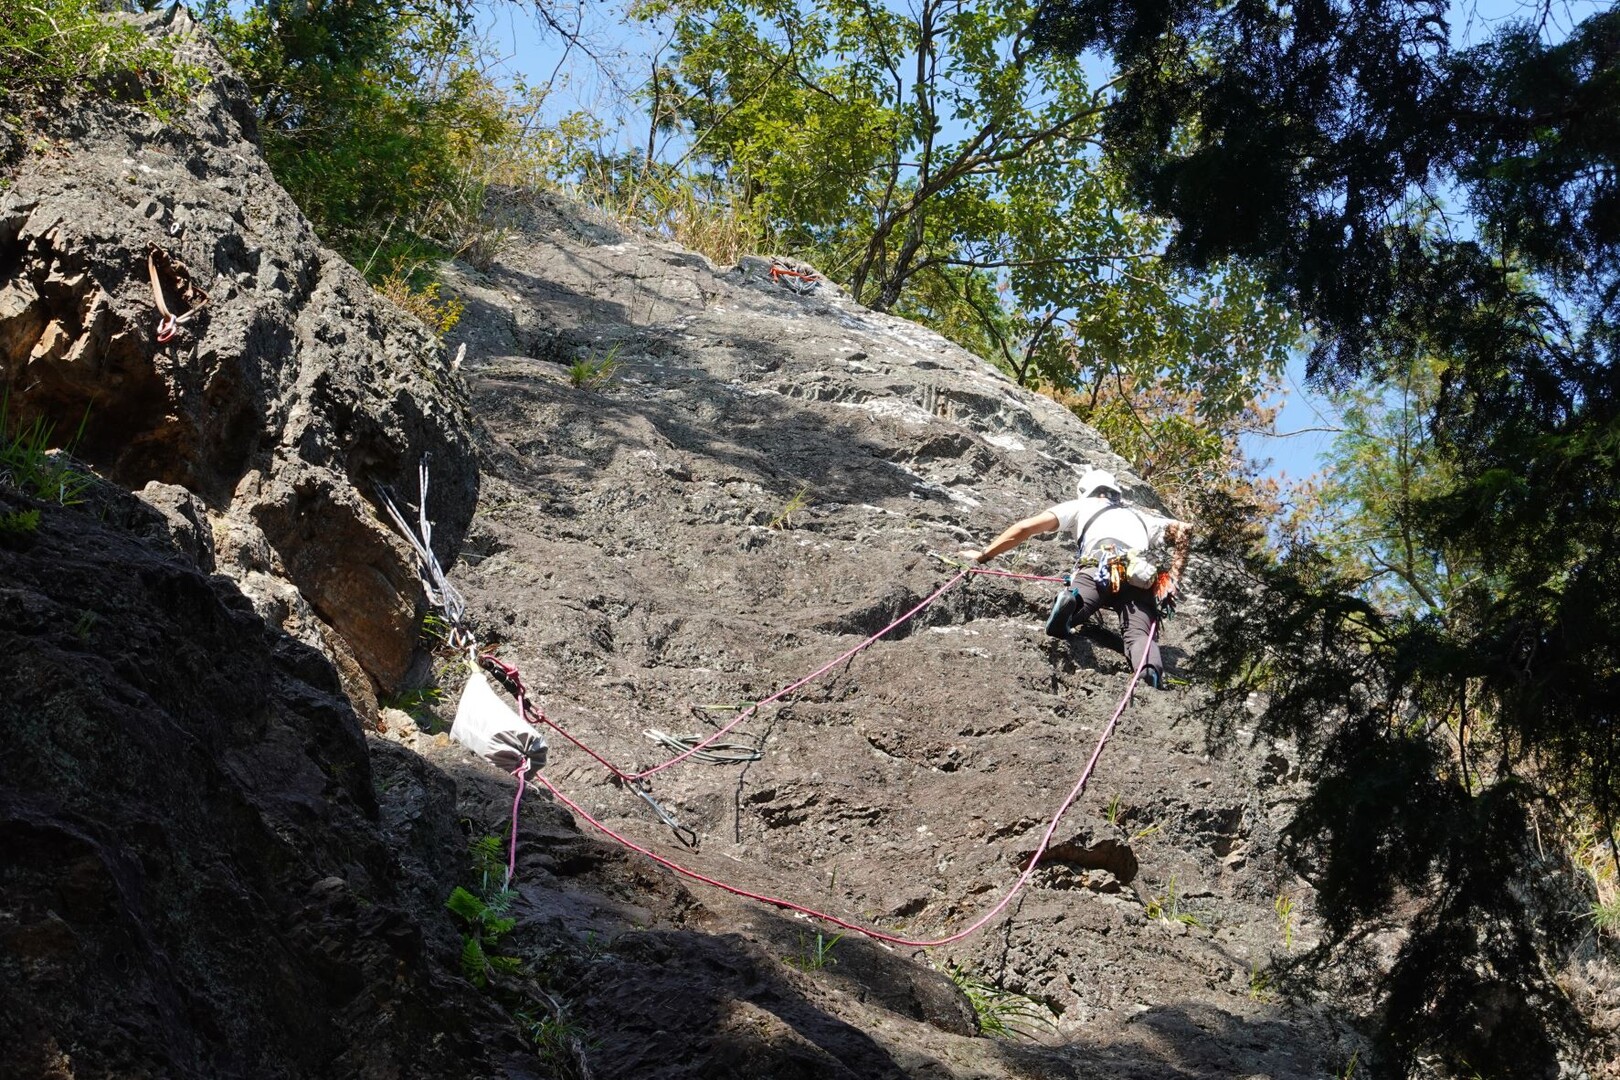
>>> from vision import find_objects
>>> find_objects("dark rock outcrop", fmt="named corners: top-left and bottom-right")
top-left (0, 482), bottom-right (520, 1080)
top-left (0, 10), bottom-right (477, 702)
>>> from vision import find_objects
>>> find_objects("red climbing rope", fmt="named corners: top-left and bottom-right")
top-left (506, 757), bottom-right (528, 888)
top-left (481, 653), bottom-right (639, 783)
top-left (527, 620), bottom-right (1157, 948)
top-left (486, 565), bottom-right (1059, 785)
top-left (966, 566), bottom-right (1067, 584)
top-left (633, 569), bottom-right (972, 779)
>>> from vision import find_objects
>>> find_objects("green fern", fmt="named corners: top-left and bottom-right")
top-left (446, 879), bottom-right (518, 987)
top-left (459, 935), bottom-right (490, 985)
top-left (0, 509), bottom-right (40, 534)
top-left (469, 834), bottom-right (509, 895)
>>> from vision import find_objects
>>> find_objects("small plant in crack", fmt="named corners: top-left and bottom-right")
top-left (767, 483), bottom-right (811, 530)
top-left (784, 929), bottom-right (843, 971)
top-left (1274, 892), bottom-right (1297, 952)
top-left (1144, 875), bottom-right (1208, 928)
top-left (1248, 962), bottom-right (1274, 1002)
top-left (0, 508), bottom-right (40, 535)
top-left (0, 395), bottom-right (94, 506)
top-left (941, 961), bottom-right (1056, 1039)
top-left (446, 882), bottom-right (520, 987)
top-left (1103, 794), bottom-right (1123, 826)
top-left (1586, 898), bottom-right (1620, 937)
top-left (447, 837), bottom-right (595, 1077)
top-left (517, 993), bottom-right (596, 1080)
top-left (446, 836), bottom-right (520, 987)
top-left (568, 344), bottom-right (620, 389)
top-left (382, 685), bottom-right (445, 728)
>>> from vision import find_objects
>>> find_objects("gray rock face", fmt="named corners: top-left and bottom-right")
top-left (421, 190), bottom-right (1375, 1078)
top-left (0, 11), bottom-right (477, 697)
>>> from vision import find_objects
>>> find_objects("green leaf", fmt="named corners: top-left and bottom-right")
top-left (460, 936), bottom-right (488, 986)
top-left (445, 886), bottom-right (486, 924)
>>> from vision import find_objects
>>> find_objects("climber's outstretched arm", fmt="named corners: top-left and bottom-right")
top-left (957, 511), bottom-right (1061, 565)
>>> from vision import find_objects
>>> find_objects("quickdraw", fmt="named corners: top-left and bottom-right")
top-left (1091, 545), bottom-right (1129, 594)
top-left (147, 245), bottom-right (210, 343)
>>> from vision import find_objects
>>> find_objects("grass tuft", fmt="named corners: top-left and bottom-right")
top-left (942, 962), bottom-right (1056, 1039)
top-left (767, 483), bottom-right (811, 531)
top-left (375, 264), bottom-right (463, 340)
top-left (784, 929), bottom-right (843, 971)
top-left (568, 345), bottom-right (620, 390)
top-left (0, 396), bottom-right (93, 506)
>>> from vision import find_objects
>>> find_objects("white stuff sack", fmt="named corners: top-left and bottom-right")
top-left (451, 670), bottom-right (547, 780)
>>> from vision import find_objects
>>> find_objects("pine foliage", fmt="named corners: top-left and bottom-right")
top-left (1045, 1), bottom-right (1620, 1071)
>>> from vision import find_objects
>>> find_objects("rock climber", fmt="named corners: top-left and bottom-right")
top-left (957, 466), bottom-right (1190, 689)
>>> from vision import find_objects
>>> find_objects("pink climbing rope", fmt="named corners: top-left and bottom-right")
top-left (966, 566), bottom-right (1067, 584)
top-left (506, 757), bottom-right (528, 888)
top-left (526, 622), bottom-right (1157, 948)
top-left (488, 565), bottom-right (1057, 786)
top-left (632, 569), bottom-right (972, 779)
top-left (481, 654), bottom-right (638, 783)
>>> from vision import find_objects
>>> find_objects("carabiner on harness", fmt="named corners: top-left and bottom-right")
top-left (1089, 544), bottom-right (1126, 594)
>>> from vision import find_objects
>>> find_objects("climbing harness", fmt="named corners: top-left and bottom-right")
top-left (146, 246), bottom-right (210, 343)
top-left (1072, 500), bottom-right (1162, 596)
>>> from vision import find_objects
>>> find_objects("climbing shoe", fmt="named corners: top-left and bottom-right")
top-left (1143, 666), bottom-right (1168, 690)
top-left (1046, 587), bottom-right (1079, 639)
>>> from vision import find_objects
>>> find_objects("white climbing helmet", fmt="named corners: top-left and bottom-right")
top-left (1077, 466), bottom-right (1121, 499)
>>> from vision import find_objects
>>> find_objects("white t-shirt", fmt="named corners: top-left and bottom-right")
top-left (1047, 497), bottom-right (1171, 558)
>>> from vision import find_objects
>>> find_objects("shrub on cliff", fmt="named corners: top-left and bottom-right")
top-left (0, 0), bottom-right (198, 106)
top-left (200, 0), bottom-right (511, 270)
